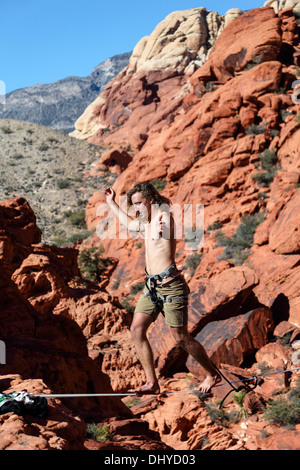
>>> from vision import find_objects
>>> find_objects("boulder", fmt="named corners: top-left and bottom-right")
top-left (269, 189), bottom-right (300, 254)
top-left (0, 197), bottom-right (42, 247)
top-left (139, 377), bottom-right (239, 450)
top-left (187, 307), bottom-right (274, 374)
top-left (190, 7), bottom-right (281, 85)
top-left (257, 428), bottom-right (300, 450)
top-left (0, 200), bottom-right (132, 420)
top-left (98, 148), bottom-right (133, 174)
top-left (0, 376), bottom-right (86, 450)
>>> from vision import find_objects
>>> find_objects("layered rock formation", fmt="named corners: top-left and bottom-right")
top-left (72, 4), bottom-right (300, 437)
top-left (0, 197), bottom-right (171, 449)
top-left (72, 5), bottom-right (300, 335)
top-left (71, 7), bottom-right (242, 143)
top-left (1, 3), bottom-right (300, 451)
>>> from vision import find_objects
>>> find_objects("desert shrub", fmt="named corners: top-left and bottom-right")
top-left (64, 209), bottom-right (86, 228)
top-left (78, 245), bottom-right (111, 282)
top-left (264, 392), bottom-right (300, 426)
top-left (205, 402), bottom-right (229, 427)
top-left (12, 153), bottom-right (24, 159)
top-left (252, 149), bottom-right (279, 186)
top-left (245, 122), bottom-right (267, 135)
top-left (47, 137), bottom-right (59, 144)
top-left (50, 230), bottom-right (93, 246)
top-left (86, 423), bottom-right (111, 442)
top-left (215, 213), bottom-right (264, 265)
top-left (150, 179), bottom-right (167, 191)
top-left (1, 126), bottom-right (13, 134)
top-left (111, 279), bottom-right (120, 290)
top-left (38, 143), bottom-right (49, 152)
top-left (245, 55), bottom-right (263, 70)
top-left (67, 230), bottom-right (93, 243)
top-left (207, 220), bottom-right (223, 231)
top-left (120, 298), bottom-right (135, 314)
top-left (185, 253), bottom-right (202, 277)
top-left (232, 390), bottom-right (249, 421)
top-left (205, 81), bottom-right (218, 92)
top-left (57, 179), bottom-right (70, 189)
top-left (130, 282), bottom-right (144, 296)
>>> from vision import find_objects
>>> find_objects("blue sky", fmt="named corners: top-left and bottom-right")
top-left (1, 0), bottom-right (264, 93)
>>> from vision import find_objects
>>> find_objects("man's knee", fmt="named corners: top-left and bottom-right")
top-left (171, 327), bottom-right (190, 349)
top-left (130, 312), bottom-right (152, 339)
top-left (130, 321), bottom-right (141, 339)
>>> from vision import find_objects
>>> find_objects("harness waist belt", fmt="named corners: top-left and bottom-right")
top-left (143, 263), bottom-right (188, 313)
top-left (145, 262), bottom-right (181, 282)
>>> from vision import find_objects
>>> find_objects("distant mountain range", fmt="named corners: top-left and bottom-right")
top-left (0, 52), bottom-right (131, 133)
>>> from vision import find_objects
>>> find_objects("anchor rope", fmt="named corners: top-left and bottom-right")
top-left (21, 365), bottom-right (300, 399)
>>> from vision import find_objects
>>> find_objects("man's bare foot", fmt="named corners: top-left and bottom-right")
top-left (197, 374), bottom-right (222, 393)
top-left (128, 383), bottom-right (160, 395)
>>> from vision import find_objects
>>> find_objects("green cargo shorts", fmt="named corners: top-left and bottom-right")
top-left (134, 275), bottom-right (190, 327)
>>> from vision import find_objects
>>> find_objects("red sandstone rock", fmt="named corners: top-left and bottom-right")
top-left (269, 189), bottom-right (300, 254)
top-left (0, 245), bottom-right (131, 422)
top-left (256, 427), bottom-right (300, 450)
top-left (0, 376), bottom-right (86, 450)
top-left (135, 377), bottom-right (240, 450)
top-left (187, 307), bottom-right (274, 374)
top-left (190, 7), bottom-right (281, 85)
top-left (0, 197), bottom-right (42, 247)
top-left (2, 5), bottom-right (300, 450)
top-left (99, 148), bottom-right (133, 175)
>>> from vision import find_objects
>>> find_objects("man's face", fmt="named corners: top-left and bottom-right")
top-left (131, 192), bottom-right (152, 221)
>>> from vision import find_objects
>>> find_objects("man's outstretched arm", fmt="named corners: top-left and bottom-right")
top-left (105, 187), bottom-right (142, 233)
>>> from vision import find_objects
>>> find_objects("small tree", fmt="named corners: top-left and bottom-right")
top-left (78, 245), bottom-right (109, 282)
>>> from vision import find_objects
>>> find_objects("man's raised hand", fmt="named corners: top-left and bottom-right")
top-left (105, 187), bottom-right (116, 204)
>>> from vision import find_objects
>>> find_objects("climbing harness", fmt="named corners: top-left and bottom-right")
top-left (143, 263), bottom-right (188, 314)
top-left (0, 391), bottom-right (48, 418)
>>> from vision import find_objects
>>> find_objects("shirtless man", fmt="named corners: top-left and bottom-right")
top-left (105, 182), bottom-right (220, 394)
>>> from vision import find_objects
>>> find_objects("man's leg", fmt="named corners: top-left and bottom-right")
top-left (170, 325), bottom-right (221, 393)
top-left (129, 312), bottom-right (160, 394)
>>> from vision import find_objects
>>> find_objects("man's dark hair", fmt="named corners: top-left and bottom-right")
top-left (127, 182), bottom-right (171, 208)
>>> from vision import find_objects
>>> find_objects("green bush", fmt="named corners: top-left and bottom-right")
top-left (232, 390), bottom-right (249, 421)
top-left (150, 179), bottom-right (167, 191)
top-left (65, 209), bottom-right (86, 228)
top-left (120, 298), bottom-right (135, 314)
top-left (205, 402), bottom-right (229, 427)
top-left (215, 213), bottom-right (265, 265)
top-left (185, 253), bottom-right (202, 277)
top-left (264, 383), bottom-right (300, 426)
top-left (38, 143), bottom-right (49, 152)
top-left (252, 149), bottom-right (279, 186)
top-left (207, 220), bottom-right (223, 231)
top-left (245, 122), bottom-right (267, 135)
top-left (57, 179), bottom-right (70, 189)
top-left (130, 282), bottom-right (144, 296)
top-left (1, 126), bottom-right (13, 134)
top-left (86, 423), bottom-right (112, 442)
top-left (78, 245), bottom-right (111, 282)
top-left (245, 55), bottom-right (263, 70)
